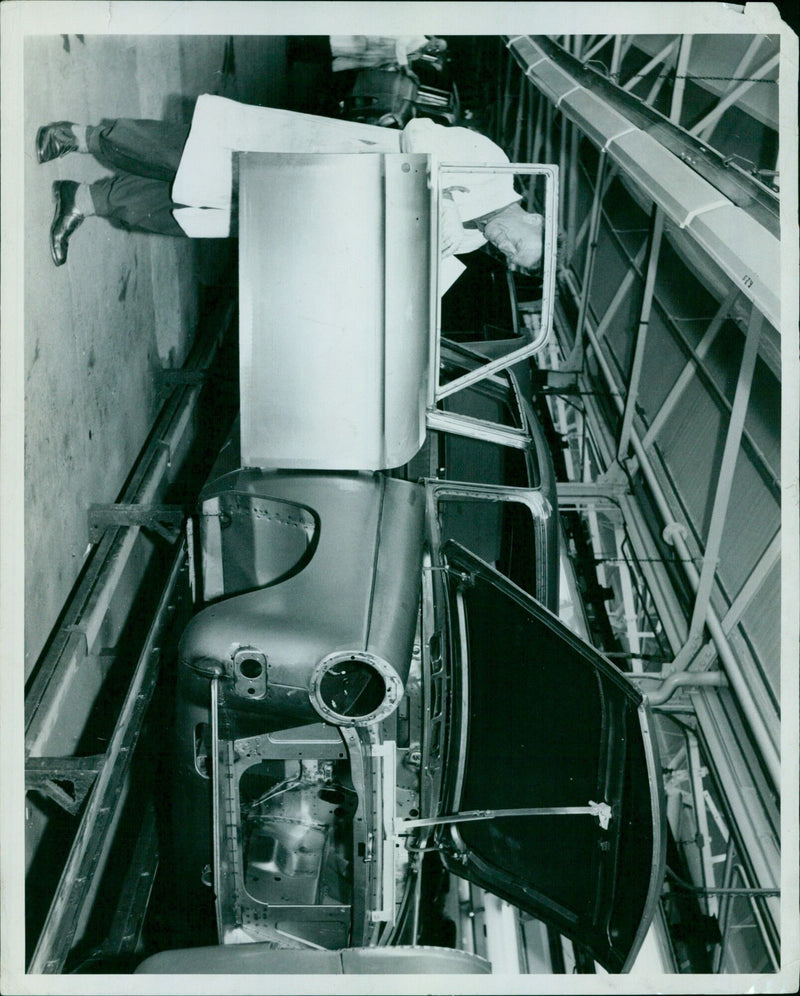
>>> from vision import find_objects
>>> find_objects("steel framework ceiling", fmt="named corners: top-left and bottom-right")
top-left (491, 32), bottom-right (786, 975)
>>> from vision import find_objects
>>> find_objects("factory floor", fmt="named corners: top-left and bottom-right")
top-left (22, 35), bottom-right (294, 675)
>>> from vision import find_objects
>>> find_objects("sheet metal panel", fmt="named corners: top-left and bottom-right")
top-left (182, 473), bottom-right (423, 678)
top-left (238, 152), bottom-right (429, 471)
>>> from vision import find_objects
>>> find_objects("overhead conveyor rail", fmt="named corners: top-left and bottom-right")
top-left (504, 35), bottom-right (781, 332)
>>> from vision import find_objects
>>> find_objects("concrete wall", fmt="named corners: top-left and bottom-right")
top-left (24, 34), bottom-right (287, 675)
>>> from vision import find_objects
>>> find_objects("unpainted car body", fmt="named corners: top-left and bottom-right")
top-left (139, 149), bottom-right (663, 975)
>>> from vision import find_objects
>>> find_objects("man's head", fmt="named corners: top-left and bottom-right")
top-left (482, 203), bottom-right (543, 270)
top-left (424, 36), bottom-right (448, 54)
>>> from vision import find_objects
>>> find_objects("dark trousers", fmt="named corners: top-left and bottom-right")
top-left (87, 119), bottom-right (192, 235)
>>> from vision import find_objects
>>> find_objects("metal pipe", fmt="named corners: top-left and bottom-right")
top-left (644, 35), bottom-right (690, 109)
top-left (644, 56), bottom-right (673, 108)
top-left (544, 98), bottom-right (554, 165)
top-left (546, 338), bottom-right (578, 480)
top-left (691, 691), bottom-right (780, 931)
top-left (614, 522), bottom-right (644, 669)
top-left (571, 161), bottom-right (618, 256)
top-left (457, 879), bottom-right (476, 955)
top-left (617, 494), bottom-right (688, 653)
top-left (579, 35), bottom-right (597, 59)
top-left (501, 47), bottom-right (514, 145)
top-left (530, 87), bottom-right (544, 173)
top-left (610, 36), bottom-right (637, 86)
top-left (665, 867), bottom-right (780, 898)
top-left (642, 671), bottom-right (728, 706)
top-left (400, 801), bottom-right (613, 829)
top-left (482, 893), bottom-right (522, 974)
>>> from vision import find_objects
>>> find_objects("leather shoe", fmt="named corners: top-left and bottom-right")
top-left (50, 181), bottom-right (84, 266)
top-left (36, 121), bottom-right (79, 164)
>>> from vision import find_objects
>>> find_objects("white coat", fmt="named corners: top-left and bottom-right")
top-left (172, 96), bottom-right (519, 252)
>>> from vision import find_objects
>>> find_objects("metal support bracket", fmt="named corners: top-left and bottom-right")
top-left (88, 504), bottom-right (185, 544)
top-left (556, 481), bottom-right (630, 505)
top-left (25, 755), bottom-right (105, 816)
top-left (422, 564), bottom-right (477, 587)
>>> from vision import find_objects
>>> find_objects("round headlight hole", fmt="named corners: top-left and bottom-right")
top-left (319, 658), bottom-right (386, 719)
top-left (239, 657), bottom-right (264, 680)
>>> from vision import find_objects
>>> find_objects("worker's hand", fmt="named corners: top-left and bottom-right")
top-left (440, 196), bottom-right (464, 258)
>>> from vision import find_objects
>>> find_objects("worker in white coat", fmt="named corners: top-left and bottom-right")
top-left (37, 95), bottom-right (544, 278)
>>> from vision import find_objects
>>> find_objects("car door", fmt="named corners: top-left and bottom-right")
top-left (434, 540), bottom-right (666, 973)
